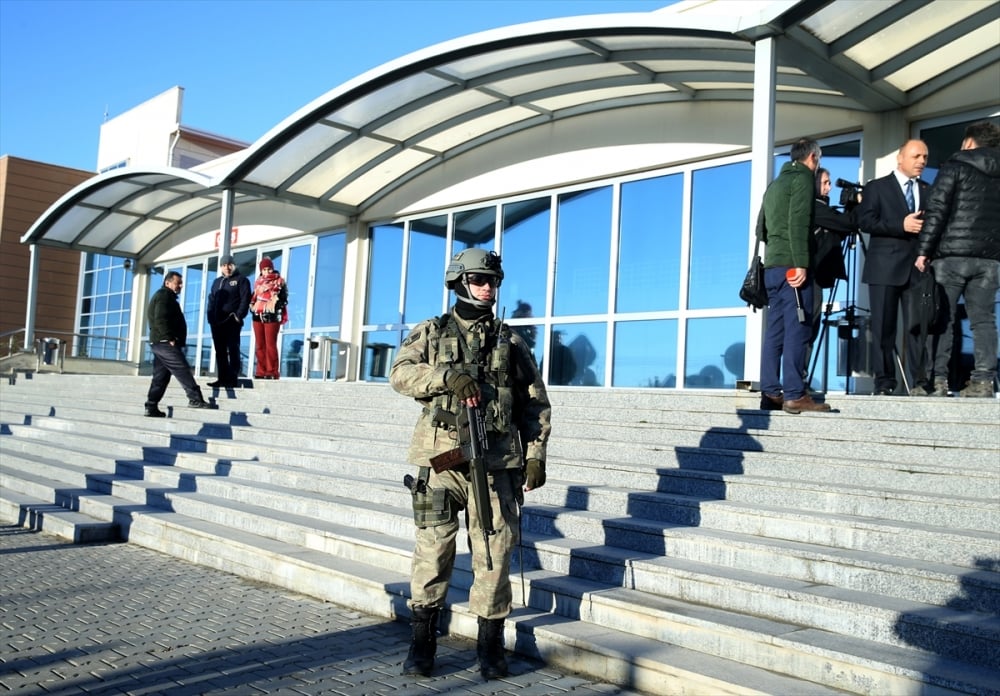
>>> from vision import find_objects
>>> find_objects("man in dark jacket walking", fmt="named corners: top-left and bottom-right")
top-left (206, 255), bottom-right (251, 388)
top-left (916, 121), bottom-right (1000, 397)
top-left (144, 272), bottom-right (214, 416)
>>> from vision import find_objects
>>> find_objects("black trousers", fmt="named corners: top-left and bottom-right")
top-left (146, 342), bottom-right (203, 407)
top-left (210, 320), bottom-right (242, 384)
top-left (867, 282), bottom-right (926, 392)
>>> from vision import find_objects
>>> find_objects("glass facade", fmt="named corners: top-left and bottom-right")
top-left (110, 126), bottom-right (1000, 395)
top-left (361, 154), bottom-right (801, 389)
top-left (78, 253), bottom-right (132, 360)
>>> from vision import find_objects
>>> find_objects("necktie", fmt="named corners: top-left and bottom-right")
top-left (905, 179), bottom-right (915, 213)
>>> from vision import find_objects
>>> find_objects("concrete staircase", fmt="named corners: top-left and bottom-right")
top-left (1, 372), bottom-right (998, 695)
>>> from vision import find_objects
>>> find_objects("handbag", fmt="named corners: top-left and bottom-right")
top-left (908, 267), bottom-right (948, 336)
top-left (739, 237), bottom-right (768, 311)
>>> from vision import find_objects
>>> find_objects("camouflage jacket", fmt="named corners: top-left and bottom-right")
top-left (389, 308), bottom-right (551, 470)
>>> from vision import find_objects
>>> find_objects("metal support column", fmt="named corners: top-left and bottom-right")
top-left (23, 244), bottom-right (41, 349)
top-left (741, 36), bottom-right (777, 389)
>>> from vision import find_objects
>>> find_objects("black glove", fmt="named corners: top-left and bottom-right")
top-left (524, 459), bottom-right (545, 490)
top-left (444, 371), bottom-right (479, 401)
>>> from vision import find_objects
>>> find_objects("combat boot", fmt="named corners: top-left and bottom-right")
top-left (402, 606), bottom-right (438, 677)
top-left (476, 616), bottom-right (508, 680)
top-left (960, 379), bottom-right (995, 398)
top-left (929, 378), bottom-right (949, 397)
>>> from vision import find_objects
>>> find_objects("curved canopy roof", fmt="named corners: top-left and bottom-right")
top-left (23, 0), bottom-right (1000, 263)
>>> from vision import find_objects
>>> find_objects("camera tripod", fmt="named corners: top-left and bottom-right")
top-left (808, 231), bottom-right (870, 394)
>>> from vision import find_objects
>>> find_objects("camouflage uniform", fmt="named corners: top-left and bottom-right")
top-left (390, 309), bottom-right (551, 619)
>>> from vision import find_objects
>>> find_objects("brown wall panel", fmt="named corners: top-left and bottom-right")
top-left (0, 156), bottom-right (93, 344)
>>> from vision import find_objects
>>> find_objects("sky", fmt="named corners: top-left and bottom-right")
top-left (0, 0), bottom-right (673, 173)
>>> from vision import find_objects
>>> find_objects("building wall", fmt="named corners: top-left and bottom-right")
top-left (97, 86), bottom-right (183, 171)
top-left (0, 156), bottom-right (93, 347)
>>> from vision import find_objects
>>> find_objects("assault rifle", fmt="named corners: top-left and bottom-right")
top-left (429, 404), bottom-right (495, 570)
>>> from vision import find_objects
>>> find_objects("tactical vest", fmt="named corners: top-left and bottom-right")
top-left (428, 313), bottom-right (515, 436)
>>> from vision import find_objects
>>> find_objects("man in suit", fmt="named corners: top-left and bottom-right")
top-left (858, 139), bottom-right (930, 395)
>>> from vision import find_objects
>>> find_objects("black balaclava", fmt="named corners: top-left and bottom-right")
top-left (453, 279), bottom-right (494, 321)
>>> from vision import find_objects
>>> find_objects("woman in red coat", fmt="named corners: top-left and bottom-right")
top-left (250, 257), bottom-right (288, 379)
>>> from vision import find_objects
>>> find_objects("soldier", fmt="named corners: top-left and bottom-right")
top-left (389, 248), bottom-right (551, 680)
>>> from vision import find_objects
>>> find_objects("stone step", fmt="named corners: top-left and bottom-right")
top-left (0, 488), bottom-right (120, 543)
top-left (17, 436), bottom-right (991, 614)
top-left (18, 428), bottom-right (991, 588)
top-left (4, 438), bottom-right (997, 659)
top-left (3, 373), bottom-right (998, 695)
top-left (6, 401), bottom-right (995, 520)
top-left (10, 373), bottom-right (1000, 429)
top-left (3, 466), bottom-right (982, 695)
top-left (2, 421), bottom-right (993, 572)
top-left (23, 413), bottom-right (993, 537)
top-left (5, 387), bottom-right (997, 480)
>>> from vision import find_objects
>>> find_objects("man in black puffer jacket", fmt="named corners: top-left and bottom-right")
top-left (916, 121), bottom-right (1000, 397)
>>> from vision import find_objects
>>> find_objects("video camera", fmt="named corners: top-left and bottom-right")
top-left (835, 178), bottom-right (864, 210)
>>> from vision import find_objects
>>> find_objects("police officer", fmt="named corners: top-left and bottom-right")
top-left (389, 248), bottom-right (551, 680)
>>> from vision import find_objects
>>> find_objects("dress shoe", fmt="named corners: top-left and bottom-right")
top-left (782, 394), bottom-right (832, 414)
top-left (144, 405), bottom-right (166, 418)
top-left (188, 399), bottom-right (216, 409)
top-left (207, 379), bottom-right (223, 388)
top-left (759, 393), bottom-right (783, 411)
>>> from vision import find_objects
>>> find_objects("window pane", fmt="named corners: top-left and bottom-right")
top-left (618, 174), bottom-right (683, 312)
top-left (361, 329), bottom-right (402, 382)
top-left (182, 262), bottom-right (204, 332)
top-left (689, 162), bottom-right (750, 309)
top-left (685, 316), bottom-right (746, 389)
top-left (454, 206), bottom-right (496, 249)
top-left (405, 216), bottom-right (448, 322)
top-left (281, 332), bottom-right (306, 378)
top-left (554, 187), bottom-right (612, 316)
top-left (510, 298), bottom-right (543, 369)
top-left (550, 322), bottom-right (605, 386)
top-left (613, 319), bottom-right (678, 387)
top-left (366, 223), bottom-right (404, 325)
top-left (501, 198), bottom-right (549, 317)
top-left (285, 244), bottom-right (311, 330)
top-left (312, 233), bottom-right (346, 328)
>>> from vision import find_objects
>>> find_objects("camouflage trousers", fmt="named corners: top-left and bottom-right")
top-left (408, 466), bottom-right (521, 620)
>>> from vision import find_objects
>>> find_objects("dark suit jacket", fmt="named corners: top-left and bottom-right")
top-left (858, 173), bottom-right (930, 286)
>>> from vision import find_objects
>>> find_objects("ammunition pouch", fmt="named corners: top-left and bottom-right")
top-left (409, 466), bottom-right (454, 528)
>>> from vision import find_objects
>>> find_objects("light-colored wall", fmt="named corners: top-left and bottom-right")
top-left (97, 86), bottom-right (183, 171)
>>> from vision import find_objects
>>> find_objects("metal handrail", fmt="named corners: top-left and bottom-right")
top-left (1, 327), bottom-right (130, 361)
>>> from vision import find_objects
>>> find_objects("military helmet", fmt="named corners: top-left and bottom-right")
top-left (444, 248), bottom-right (504, 288)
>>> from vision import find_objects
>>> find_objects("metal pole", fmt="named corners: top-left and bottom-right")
top-left (24, 244), bottom-right (41, 349)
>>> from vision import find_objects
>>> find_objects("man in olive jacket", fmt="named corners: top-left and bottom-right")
top-left (916, 121), bottom-right (1000, 397)
top-left (759, 137), bottom-right (832, 414)
top-left (144, 272), bottom-right (213, 417)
